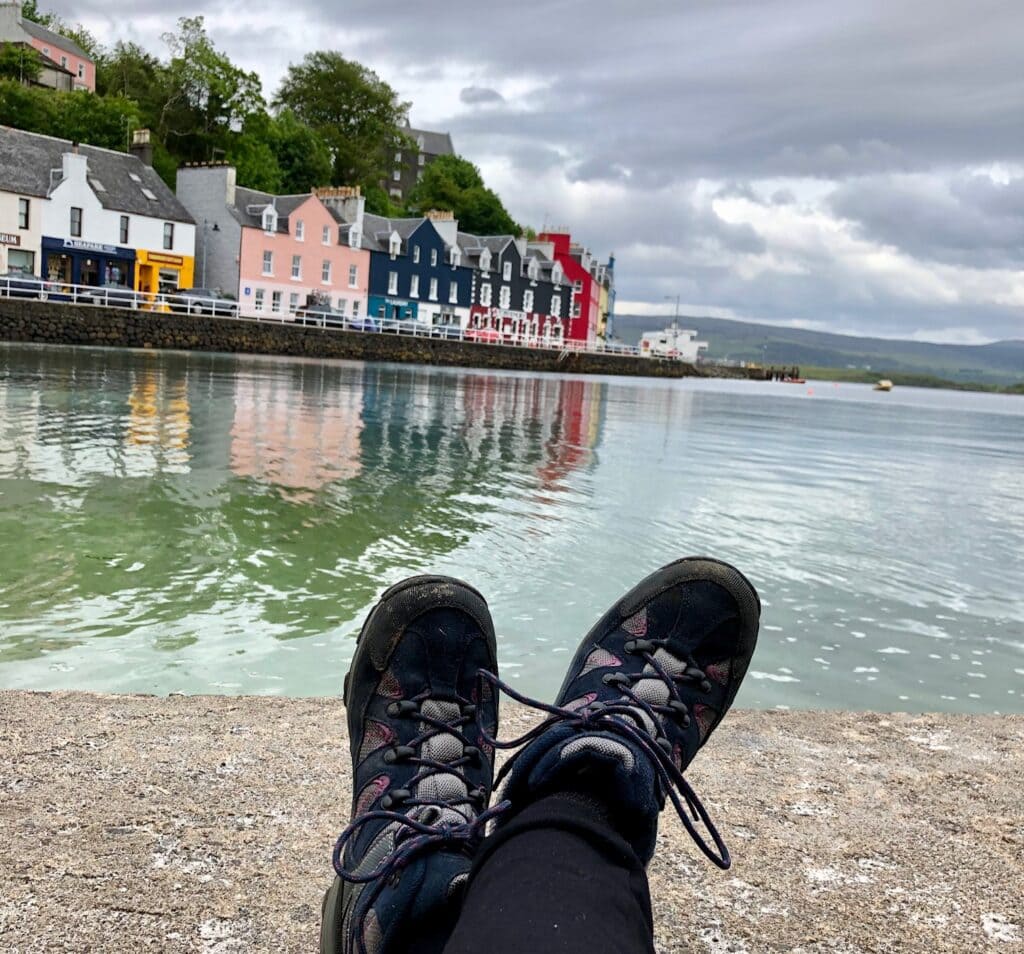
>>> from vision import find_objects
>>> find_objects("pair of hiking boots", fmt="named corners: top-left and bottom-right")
top-left (322, 557), bottom-right (761, 954)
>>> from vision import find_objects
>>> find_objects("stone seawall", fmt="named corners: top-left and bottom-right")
top-left (1, 691), bottom-right (1021, 953)
top-left (0, 299), bottom-right (740, 379)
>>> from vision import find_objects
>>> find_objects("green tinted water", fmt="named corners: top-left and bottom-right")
top-left (1, 343), bottom-right (1022, 711)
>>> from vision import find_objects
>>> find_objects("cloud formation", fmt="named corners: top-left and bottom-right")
top-left (58, 0), bottom-right (1024, 342)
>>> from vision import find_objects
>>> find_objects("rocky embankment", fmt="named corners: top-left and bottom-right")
top-left (0, 300), bottom-right (748, 379)
top-left (1, 691), bottom-right (1021, 952)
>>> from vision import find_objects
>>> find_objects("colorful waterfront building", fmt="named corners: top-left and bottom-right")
top-left (175, 166), bottom-right (370, 319)
top-left (531, 230), bottom-right (603, 345)
top-left (460, 234), bottom-right (568, 343)
top-left (0, 126), bottom-right (195, 291)
top-left (0, 2), bottom-right (95, 91)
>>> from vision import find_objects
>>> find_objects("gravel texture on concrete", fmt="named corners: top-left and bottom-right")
top-left (1, 691), bottom-right (1021, 953)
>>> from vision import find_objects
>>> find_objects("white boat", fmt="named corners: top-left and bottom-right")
top-left (639, 324), bottom-right (708, 363)
top-left (874, 379), bottom-right (893, 391)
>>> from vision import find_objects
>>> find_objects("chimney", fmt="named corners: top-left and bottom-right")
top-left (61, 149), bottom-right (88, 183)
top-left (0, 2), bottom-right (23, 34)
top-left (130, 128), bottom-right (153, 166)
top-left (315, 185), bottom-right (364, 232)
top-left (175, 163), bottom-right (237, 208)
top-left (425, 208), bottom-right (458, 246)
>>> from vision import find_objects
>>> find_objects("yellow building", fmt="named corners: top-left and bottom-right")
top-left (134, 249), bottom-right (195, 297)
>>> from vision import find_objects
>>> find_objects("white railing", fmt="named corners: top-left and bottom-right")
top-left (0, 275), bottom-right (693, 363)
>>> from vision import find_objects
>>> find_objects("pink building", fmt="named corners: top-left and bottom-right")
top-left (0, 3), bottom-right (96, 91)
top-left (175, 166), bottom-right (370, 320)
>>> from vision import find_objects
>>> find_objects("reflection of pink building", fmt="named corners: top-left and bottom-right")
top-left (230, 372), bottom-right (364, 490)
top-left (0, 3), bottom-right (96, 91)
top-left (176, 167), bottom-right (370, 320)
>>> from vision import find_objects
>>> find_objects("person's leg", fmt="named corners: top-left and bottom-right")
top-left (445, 557), bottom-right (761, 954)
top-left (320, 576), bottom-right (502, 954)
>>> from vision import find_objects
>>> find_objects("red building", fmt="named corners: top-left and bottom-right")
top-left (533, 231), bottom-right (602, 345)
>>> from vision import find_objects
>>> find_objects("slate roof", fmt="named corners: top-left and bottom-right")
top-left (229, 187), bottom-right (311, 231)
top-left (407, 126), bottom-right (454, 158)
top-left (20, 18), bottom-right (92, 61)
top-left (357, 214), bottom-right (436, 253)
top-left (0, 126), bottom-right (194, 223)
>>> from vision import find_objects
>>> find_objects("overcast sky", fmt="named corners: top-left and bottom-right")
top-left (59, 0), bottom-right (1024, 342)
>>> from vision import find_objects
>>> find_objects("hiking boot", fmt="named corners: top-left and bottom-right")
top-left (321, 576), bottom-right (502, 954)
top-left (486, 556), bottom-right (760, 867)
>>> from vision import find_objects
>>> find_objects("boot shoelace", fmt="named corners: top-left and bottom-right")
top-left (332, 691), bottom-right (510, 954)
top-left (474, 643), bottom-right (733, 870)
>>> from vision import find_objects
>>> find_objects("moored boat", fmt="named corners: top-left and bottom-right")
top-left (874, 379), bottom-right (893, 391)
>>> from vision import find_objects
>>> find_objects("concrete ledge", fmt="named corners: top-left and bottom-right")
top-left (1, 691), bottom-right (1021, 952)
top-left (0, 300), bottom-right (740, 379)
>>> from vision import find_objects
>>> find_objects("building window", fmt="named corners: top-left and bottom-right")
top-left (262, 251), bottom-right (273, 275)
top-left (418, 153), bottom-right (425, 167)
top-left (430, 249), bottom-right (438, 267)
top-left (349, 230), bottom-right (361, 249)
top-left (481, 283), bottom-right (492, 307)
top-left (262, 208), bottom-right (276, 233)
top-left (551, 295), bottom-right (561, 318)
top-left (412, 245), bottom-right (420, 264)
top-left (289, 292), bottom-right (299, 312)
top-left (163, 222), bottom-right (174, 250)
top-left (523, 290), bottom-right (534, 312)
top-left (416, 171), bottom-right (423, 182)
top-left (321, 260), bottom-right (331, 283)
top-left (17, 198), bottom-right (29, 230)
top-left (42, 47), bottom-right (49, 56)
top-left (573, 279), bottom-right (583, 293)
top-left (60, 55), bottom-right (67, 68)
top-left (78, 63), bottom-right (84, 79)
top-left (410, 274), bottom-right (420, 297)
top-left (351, 300), bottom-right (360, 317)
top-left (499, 285), bottom-right (511, 309)
top-left (295, 219), bottom-right (304, 241)
top-left (449, 280), bottom-right (458, 304)
top-left (390, 236), bottom-right (400, 260)
top-left (348, 264), bottom-right (358, 287)
top-left (322, 225), bottom-right (331, 244)
top-left (70, 207), bottom-right (82, 237)
top-left (291, 254), bottom-right (302, 280)
top-left (429, 278), bottom-right (438, 301)
top-left (392, 169), bottom-right (401, 182)
top-left (7, 249), bottom-right (34, 274)
top-left (502, 261), bottom-right (512, 281)
top-left (271, 290), bottom-right (282, 314)
top-left (394, 151), bottom-right (402, 163)
top-left (254, 289), bottom-right (265, 311)
top-left (119, 215), bottom-right (129, 244)
top-left (390, 188), bottom-right (402, 199)
top-left (573, 301), bottom-right (582, 318)
top-left (388, 271), bottom-right (398, 295)
top-left (336, 298), bottom-right (347, 315)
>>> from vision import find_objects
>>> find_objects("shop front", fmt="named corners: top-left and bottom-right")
top-left (135, 250), bottom-right (195, 297)
top-left (42, 237), bottom-right (135, 290)
top-left (1, 231), bottom-right (35, 275)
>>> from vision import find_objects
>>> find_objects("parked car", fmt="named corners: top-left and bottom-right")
top-left (0, 272), bottom-right (71, 301)
top-left (296, 307), bottom-right (380, 333)
top-left (429, 322), bottom-right (464, 340)
top-left (465, 327), bottom-right (503, 344)
top-left (166, 288), bottom-right (238, 317)
top-left (79, 283), bottom-right (138, 308)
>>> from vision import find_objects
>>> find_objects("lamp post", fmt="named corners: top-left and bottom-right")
top-left (201, 219), bottom-right (220, 288)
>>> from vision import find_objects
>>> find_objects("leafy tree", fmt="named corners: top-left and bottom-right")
top-left (406, 155), bottom-right (520, 235)
top-left (19, 1), bottom-right (52, 26)
top-left (0, 77), bottom-right (57, 131)
top-left (273, 51), bottom-right (409, 189)
top-left (56, 91), bottom-right (139, 151)
top-left (96, 42), bottom-right (167, 122)
top-left (266, 109), bottom-right (332, 193)
top-left (0, 41), bottom-right (42, 84)
top-left (363, 183), bottom-right (405, 217)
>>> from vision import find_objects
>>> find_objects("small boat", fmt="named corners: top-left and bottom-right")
top-left (782, 377), bottom-right (806, 384)
top-left (874, 379), bottom-right (893, 392)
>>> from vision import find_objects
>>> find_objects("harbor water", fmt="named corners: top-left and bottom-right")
top-left (0, 342), bottom-right (1021, 712)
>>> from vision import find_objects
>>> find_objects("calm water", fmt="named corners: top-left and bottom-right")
top-left (0, 343), bottom-right (1022, 712)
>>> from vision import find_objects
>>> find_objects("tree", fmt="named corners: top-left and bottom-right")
top-left (267, 109), bottom-right (333, 193)
top-left (0, 77), bottom-right (57, 131)
top-left (273, 51), bottom-right (409, 190)
top-left (19, 1), bottom-right (52, 26)
top-left (406, 155), bottom-right (520, 235)
top-left (0, 42), bottom-right (42, 85)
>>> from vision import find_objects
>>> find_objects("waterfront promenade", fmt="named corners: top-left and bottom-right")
top-left (1, 690), bottom-right (1021, 952)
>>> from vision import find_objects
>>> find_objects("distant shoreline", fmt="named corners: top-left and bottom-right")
top-left (796, 364), bottom-right (1024, 395)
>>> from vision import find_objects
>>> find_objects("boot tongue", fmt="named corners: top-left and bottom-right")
top-left (415, 699), bottom-right (472, 824)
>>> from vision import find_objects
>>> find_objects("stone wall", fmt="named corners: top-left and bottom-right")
top-left (0, 299), bottom-right (743, 379)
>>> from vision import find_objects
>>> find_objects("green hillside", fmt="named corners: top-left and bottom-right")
top-left (613, 315), bottom-right (1024, 386)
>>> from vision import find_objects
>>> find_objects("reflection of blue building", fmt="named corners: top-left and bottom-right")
top-left (355, 213), bottom-right (475, 327)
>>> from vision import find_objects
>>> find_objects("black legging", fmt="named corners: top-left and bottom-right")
top-left (443, 792), bottom-right (655, 954)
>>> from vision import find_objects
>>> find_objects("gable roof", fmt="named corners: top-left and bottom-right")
top-left (0, 126), bottom-right (193, 223)
top-left (229, 187), bottom-right (313, 231)
top-left (20, 18), bottom-right (92, 61)
top-left (408, 126), bottom-right (454, 158)
top-left (358, 214), bottom-right (443, 253)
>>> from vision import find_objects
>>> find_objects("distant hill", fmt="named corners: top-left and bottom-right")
top-left (612, 315), bottom-right (1024, 385)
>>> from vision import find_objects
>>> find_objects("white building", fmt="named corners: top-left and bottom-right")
top-left (0, 127), bottom-right (196, 293)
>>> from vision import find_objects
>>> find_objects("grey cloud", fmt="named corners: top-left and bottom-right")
top-left (459, 86), bottom-right (504, 106)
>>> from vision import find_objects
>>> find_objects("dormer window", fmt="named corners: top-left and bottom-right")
top-left (480, 249), bottom-right (491, 273)
top-left (262, 208), bottom-right (277, 233)
top-left (389, 234), bottom-right (401, 259)
top-left (502, 261), bottom-right (512, 281)
top-left (552, 264), bottom-right (564, 286)
top-left (350, 230), bottom-right (361, 249)
top-left (295, 219), bottom-right (304, 241)
top-left (450, 248), bottom-right (461, 267)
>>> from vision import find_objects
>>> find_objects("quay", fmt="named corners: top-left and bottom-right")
top-left (0, 300), bottom-right (761, 380)
top-left (1, 690), bottom-right (1021, 952)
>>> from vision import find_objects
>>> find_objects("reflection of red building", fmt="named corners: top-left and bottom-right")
top-left (231, 374), bottom-right (363, 490)
top-left (536, 379), bottom-right (603, 489)
top-left (533, 231), bottom-right (602, 345)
